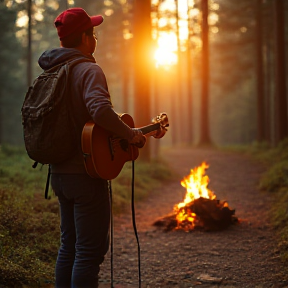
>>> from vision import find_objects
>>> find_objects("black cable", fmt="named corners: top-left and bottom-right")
top-left (131, 160), bottom-right (141, 287)
top-left (109, 180), bottom-right (114, 288)
top-left (44, 164), bottom-right (51, 200)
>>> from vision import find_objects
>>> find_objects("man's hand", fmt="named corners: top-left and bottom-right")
top-left (130, 128), bottom-right (146, 148)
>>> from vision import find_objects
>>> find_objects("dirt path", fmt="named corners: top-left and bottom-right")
top-left (98, 148), bottom-right (288, 288)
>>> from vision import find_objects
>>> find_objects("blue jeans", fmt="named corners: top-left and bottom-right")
top-left (51, 174), bottom-right (110, 288)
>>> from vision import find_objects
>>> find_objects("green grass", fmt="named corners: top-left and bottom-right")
top-left (0, 144), bottom-right (174, 287)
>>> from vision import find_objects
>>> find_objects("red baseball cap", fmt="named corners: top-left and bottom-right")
top-left (54, 7), bottom-right (104, 40)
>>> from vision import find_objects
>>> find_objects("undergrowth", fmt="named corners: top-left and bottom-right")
top-left (0, 144), bottom-right (174, 287)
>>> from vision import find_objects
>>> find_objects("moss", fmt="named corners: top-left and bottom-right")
top-left (0, 188), bottom-right (57, 286)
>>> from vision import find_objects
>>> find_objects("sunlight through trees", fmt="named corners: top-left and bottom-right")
top-left (0, 0), bottom-right (287, 150)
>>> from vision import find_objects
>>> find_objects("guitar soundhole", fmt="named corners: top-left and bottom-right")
top-left (119, 139), bottom-right (129, 152)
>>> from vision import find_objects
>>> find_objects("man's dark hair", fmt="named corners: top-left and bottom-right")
top-left (59, 27), bottom-right (94, 48)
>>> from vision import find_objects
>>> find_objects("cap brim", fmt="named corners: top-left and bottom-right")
top-left (91, 15), bottom-right (104, 27)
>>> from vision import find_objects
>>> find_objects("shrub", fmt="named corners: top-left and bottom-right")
top-left (259, 161), bottom-right (288, 192)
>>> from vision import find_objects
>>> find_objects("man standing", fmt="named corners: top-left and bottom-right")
top-left (38, 7), bottom-right (146, 288)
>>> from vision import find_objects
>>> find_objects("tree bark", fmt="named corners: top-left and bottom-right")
top-left (58, 0), bottom-right (69, 11)
top-left (175, 0), bottom-right (183, 145)
top-left (27, 0), bottom-right (32, 87)
top-left (122, 39), bottom-right (129, 113)
top-left (274, 0), bottom-right (287, 144)
top-left (133, 0), bottom-right (152, 161)
top-left (199, 0), bottom-right (211, 145)
top-left (255, 0), bottom-right (265, 143)
top-left (187, 1), bottom-right (193, 145)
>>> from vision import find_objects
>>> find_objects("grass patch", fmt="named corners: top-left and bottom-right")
top-left (0, 144), bottom-right (174, 287)
top-left (0, 145), bottom-right (49, 194)
top-left (0, 187), bottom-right (57, 287)
top-left (259, 161), bottom-right (288, 192)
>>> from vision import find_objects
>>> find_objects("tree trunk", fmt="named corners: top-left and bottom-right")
top-left (187, 1), bottom-right (193, 145)
top-left (175, 0), bottom-right (183, 145)
top-left (122, 39), bottom-right (129, 112)
top-left (199, 0), bottom-right (211, 145)
top-left (133, 0), bottom-right (152, 161)
top-left (274, 0), bottom-right (287, 144)
top-left (58, 0), bottom-right (69, 11)
top-left (255, 0), bottom-right (265, 143)
top-left (27, 0), bottom-right (32, 87)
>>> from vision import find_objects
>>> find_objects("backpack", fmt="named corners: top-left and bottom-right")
top-left (21, 57), bottom-right (95, 166)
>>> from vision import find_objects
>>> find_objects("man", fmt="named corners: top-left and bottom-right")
top-left (38, 7), bottom-right (146, 288)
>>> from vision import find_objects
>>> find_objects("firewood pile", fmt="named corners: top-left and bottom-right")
top-left (153, 197), bottom-right (238, 232)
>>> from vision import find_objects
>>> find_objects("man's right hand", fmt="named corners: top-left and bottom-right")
top-left (130, 128), bottom-right (146, 148)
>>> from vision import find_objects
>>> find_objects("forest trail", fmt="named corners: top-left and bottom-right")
top-left (98, 147), bottom-right (288, 288)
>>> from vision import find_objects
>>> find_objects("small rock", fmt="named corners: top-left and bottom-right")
top-left (197, 274), bottom-right (223, 284)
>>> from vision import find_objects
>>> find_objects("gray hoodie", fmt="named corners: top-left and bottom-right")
top-left (38, 47), bottom-right (133, 174)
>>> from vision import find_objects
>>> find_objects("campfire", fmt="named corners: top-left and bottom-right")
top-left (153, 162), bottom-right (238, 231)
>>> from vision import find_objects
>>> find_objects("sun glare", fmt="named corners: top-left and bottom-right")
top-left (154, 47), bottom-right (177, 68)
top-left (16, 11), bottom-right (28, 28)
top-left (154, 32), bottom-right (178, 68)
top-left (153, 0), bottom-right (194, 68)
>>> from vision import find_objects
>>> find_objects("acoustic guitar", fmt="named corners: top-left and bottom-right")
top-left (81, 112), bottom-right (169, 180)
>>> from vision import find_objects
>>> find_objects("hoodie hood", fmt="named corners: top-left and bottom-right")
top-left (38, 48), bottom-right (95, 70)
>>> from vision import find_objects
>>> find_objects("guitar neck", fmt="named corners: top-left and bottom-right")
top-left (140, 123), bottom-right (161, 137)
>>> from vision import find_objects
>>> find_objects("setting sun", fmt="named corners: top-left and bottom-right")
top-left (152, 0), bottom-right (193, 67)
top-left (154, 32), bottom-right (178, 67)
top-left (154, 46), bottom-right (177, 67)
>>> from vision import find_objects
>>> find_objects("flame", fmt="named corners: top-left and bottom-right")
top-left (174, 162), bottom-right (216, 230)
top-left (152, 161), bottom-right (237, 232)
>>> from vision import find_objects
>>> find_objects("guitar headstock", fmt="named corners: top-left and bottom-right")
top-left (151, 112), bottom-right (169, 139)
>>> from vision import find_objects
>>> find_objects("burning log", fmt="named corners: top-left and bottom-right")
top-left (154, 197), bottom-right (238, 231)
top-left (153, 162), bottom-right (238, 232)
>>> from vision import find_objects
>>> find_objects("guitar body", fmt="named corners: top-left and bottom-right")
top-left (82, 113), bottom-right (139, 180)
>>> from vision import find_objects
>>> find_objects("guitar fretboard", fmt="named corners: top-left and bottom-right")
top-left (140, 123), bottom-right (161, 136)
